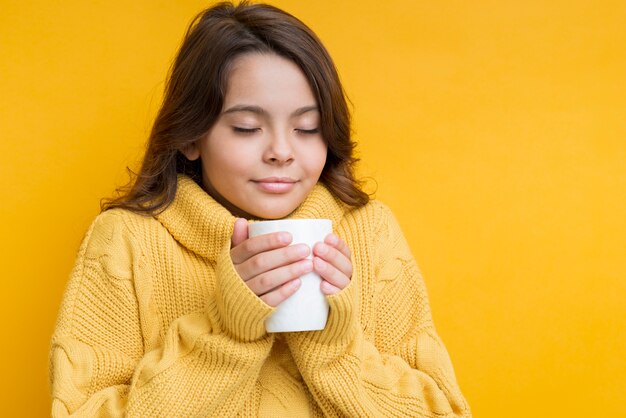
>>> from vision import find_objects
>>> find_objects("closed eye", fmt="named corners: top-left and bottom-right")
top-left (296, 128), bottom-right (320, 134)
top-left (233, 127), bottom-right (260, 134)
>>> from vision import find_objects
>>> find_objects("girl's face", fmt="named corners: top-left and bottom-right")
top-left (183, 52), bottom-right (327, 219)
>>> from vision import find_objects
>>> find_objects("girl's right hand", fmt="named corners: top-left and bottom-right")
top-left (230, 218), bottom-right (313, 307)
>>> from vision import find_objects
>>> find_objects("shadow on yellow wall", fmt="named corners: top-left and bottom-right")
top-left (1, 1), bottom-right (625, 416)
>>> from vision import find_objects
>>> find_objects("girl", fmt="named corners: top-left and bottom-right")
top-left (49, 2), bottom-right (471, 417)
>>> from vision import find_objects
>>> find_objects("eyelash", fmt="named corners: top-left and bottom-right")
top-left (232, 127), bottom-right (320, 134)
top-left (233, 127), bottom-right (259, 134)
top-left (296, 128), bottom-right (319, 134)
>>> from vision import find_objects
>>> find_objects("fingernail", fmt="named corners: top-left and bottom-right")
top-left (296, 244), bottom-right (310, 256)
top-left (314, 257), bottom-right (326, 271)
top-left (301, 260), bottom-right (313, 273)
top-left (327, 234), bottom-right (338, 245)
top-left (279, 232), bottom-right (292, 244)
top-left (317, 243), bottom-right (328, 255)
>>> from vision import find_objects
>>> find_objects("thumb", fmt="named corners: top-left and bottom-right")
top-left (231, 218), bottom-right (249, 248)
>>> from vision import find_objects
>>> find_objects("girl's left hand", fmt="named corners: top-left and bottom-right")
top-left (312, 234), bottom-right (352, 295)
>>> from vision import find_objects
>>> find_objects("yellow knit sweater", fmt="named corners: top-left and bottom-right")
top-left (49, 175), bottom-right (471, 417)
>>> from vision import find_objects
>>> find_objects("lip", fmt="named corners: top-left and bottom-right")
top-left (254, 177), bottom-right (297, 183)
top-left (252, 177), bottom-right (298, 193)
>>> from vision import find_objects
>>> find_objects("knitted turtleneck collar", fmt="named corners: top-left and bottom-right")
top-left (155, 174), bottom-right (348, 260)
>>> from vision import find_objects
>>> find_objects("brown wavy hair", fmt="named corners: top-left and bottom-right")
top-left (101, 1), bottom-right (369, 215)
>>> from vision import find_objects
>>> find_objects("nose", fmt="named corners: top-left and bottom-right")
top-left (263, 129), bottom-right (294, 164)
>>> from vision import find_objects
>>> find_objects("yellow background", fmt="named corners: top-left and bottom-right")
top-left (1, 1), bottom-right (625, 416)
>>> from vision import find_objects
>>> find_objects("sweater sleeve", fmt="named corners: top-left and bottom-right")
top-left (285, 203), bottom-right (471, 417)
top-left (49, 211), bottom-right (275, 417)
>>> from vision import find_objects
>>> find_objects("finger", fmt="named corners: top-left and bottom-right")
top-left (237, 243), bottom-right (310, 281)
top-left (231, 231), bottom-right (292, 264)
top-left (313, 242), bottom-right (353, 279)
top-left (320, 280), bottom-right (342, 296)
top-left (260, 278), bottom-right (301, 307)
top-left (324, 234), bottom-right (351, 260)
top-left (247, 259), bottom-right (313, 296)
top-left (231, 218), bottom-right (249, 248)
top-left (313, 256), bottom-right (351, 290)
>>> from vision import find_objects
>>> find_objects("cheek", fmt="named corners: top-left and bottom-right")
top-left (304, 141), bottom-right (328, 174)
top-left (208, 153), bottom-right (248, 178)
top-left (204, 139), bottom-right (251, 173)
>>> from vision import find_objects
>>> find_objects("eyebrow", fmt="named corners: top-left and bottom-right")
top-left (222, 104), bottom-right (319, 117)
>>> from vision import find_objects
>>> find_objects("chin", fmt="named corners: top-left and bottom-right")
top-left (250, 206), bottom-right (296, 220)
top-left (254, 211), bottom-right (291, 220)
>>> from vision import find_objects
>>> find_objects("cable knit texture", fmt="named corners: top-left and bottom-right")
top-left (49, 174), bottom-right (471, 417)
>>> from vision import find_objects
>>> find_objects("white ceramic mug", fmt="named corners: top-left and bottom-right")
top-left (248, 219), bottom-right (332, 332)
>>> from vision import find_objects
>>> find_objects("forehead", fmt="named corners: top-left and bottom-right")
top-left (223, 52), bottom-right (317, 109)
